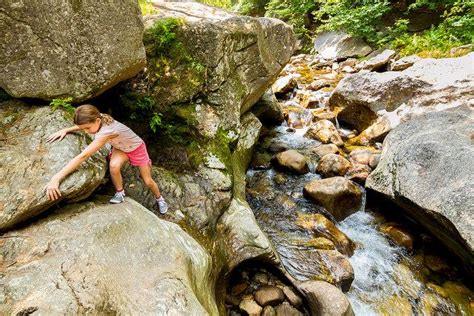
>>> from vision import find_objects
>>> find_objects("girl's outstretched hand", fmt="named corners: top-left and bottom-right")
top-left (46, 129), bottom-right (67, 143)
top-left (45, 177), bottom-right (61, 201)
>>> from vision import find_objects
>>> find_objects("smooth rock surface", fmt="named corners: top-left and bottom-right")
top-left (0, 1), bottom-right (145, 101)
top-left (316, 154), bottom-right (352, 178)
top-left (0, 197), bottom-right (217, 314)
top-left (298, 280), bottom-right (354, 316)
top-left (366, 105), bottom-right (474, 275)
top-left (313, 31), bottom-right (372, 59)
top-left (329, 53), bottom-right (474, 132)
top-left (0, 100), bottom-right (107, 231)
top-left (273, 150), bottom-right (309, 174)
top-left (304, 177), bottom-right (363, 221)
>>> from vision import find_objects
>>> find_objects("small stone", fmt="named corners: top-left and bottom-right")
top-left (232, 283), bottom-right (249, 296)
top-left (305, 119), bottom-right (343, 146)
top-left (342, 66), bottom-right (355, 73)
top-left (254, 285), bottom-right (285, 307)
top-left (282, 286), bottom-right (303, 308)
top-left (275, 302), bottom-right (303, 316)
top-left (310, 144), bottom-right (339, 158)
top-left (240, 295), bottom-right (263, 316)
top-left (346, 164), bottom-right (371, 184)
top-left (316, 154), bottom-right (352, 178)
top-left (272, 150), bottom-right (309, 175)
top-left (381, 225), bottom-right (414, 251)
top-left (272, 174), bottom-right (287, 185)
top-left (262, 305), bottom-right (277, 316)
top-left (368, 153), bottom-right (381, 169)
top-left (254, 272), bottom-right (270, 285)
top-left (298, 280), bottom-right (353, 316)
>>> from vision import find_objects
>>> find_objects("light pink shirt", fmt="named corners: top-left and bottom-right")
top-left (94, 120), bottom-right (143, 153)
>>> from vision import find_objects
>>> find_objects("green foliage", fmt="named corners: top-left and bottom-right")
top-left (196, 0), bottom-right (233, 9)
top-left (314, 0), bottom-right (391, 45)
top-left (138, 0), bottom-right (157, 15)
top-left (149, 112), bottom-right (163, 133)
top-left (263, 0), bottom-right (472, 57)
top-left (50, 97), bottom-right (75, 114)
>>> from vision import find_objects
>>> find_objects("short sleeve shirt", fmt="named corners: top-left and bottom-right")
top-left (94, 120), bottom-right (143, 153)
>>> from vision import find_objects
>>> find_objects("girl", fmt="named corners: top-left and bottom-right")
top-left (44, 104), bottom-right (168, 214)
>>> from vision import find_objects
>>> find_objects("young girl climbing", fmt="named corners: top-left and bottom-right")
top-left (44, 104), bottom-right (168, 214)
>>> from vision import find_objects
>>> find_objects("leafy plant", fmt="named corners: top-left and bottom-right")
top-left (138, 0), bottom-right (157, 15)
top-left (50, 97), bottom-right (75, 114)
top-left (149, 112), bottom-right (163, 133)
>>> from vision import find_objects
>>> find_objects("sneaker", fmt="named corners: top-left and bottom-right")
top-left (155, 196), bottom-right (168, 214)
top-left (110, 191), bottom-right (125, 204)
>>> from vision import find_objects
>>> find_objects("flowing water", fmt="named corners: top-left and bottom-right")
top-left (246, 64), bottom-right (474, 313)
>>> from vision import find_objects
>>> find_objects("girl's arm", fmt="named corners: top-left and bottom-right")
top-left (45, 136), bottom-right (111, 201)
top-left (46, 125), bottom-right (82, 143)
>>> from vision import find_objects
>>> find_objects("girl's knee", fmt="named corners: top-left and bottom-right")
top-left (143, 177), bottom-right (155, 188)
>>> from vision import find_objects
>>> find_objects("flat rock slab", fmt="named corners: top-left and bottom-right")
top-left (313, 31), bottom-right (372, 60)
top-left (0, 197), bottom-right (216, 315)
top-left (0, 1), bottom-right (145, 101)
top-left (367, 105), bottom-right (474, 275)
top-left (0, 100), bottom-right (107, 231)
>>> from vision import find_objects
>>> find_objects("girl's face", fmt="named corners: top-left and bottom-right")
top-left (78, 118), bottom-right (101, 134)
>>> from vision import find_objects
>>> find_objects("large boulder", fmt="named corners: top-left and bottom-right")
top-left (135, 1), bottom-right (296, 135)
top-left (329, 53), bottom-right (474, 132)
top-left (366, 105), bottom-right (474, 276)
top-left (313, 31), bottom-right (372, 60)
top-left (0, 100), bottom-right (107, 231)
top-left (0, 1), bottom-right (146, 102)
top-left (0, 197), bottom-right (217, 314)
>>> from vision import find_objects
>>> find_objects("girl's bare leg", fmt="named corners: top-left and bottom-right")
top-left (138, 164), bottom-right (161, 198)
top-left (109, 149), bottom-right (129, 191)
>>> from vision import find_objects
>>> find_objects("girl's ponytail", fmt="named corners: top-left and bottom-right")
top-left (100, 113), bottom-right (114, 126)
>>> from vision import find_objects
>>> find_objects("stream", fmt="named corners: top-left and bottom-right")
top-left (243, 54), bottom-right (474, 315)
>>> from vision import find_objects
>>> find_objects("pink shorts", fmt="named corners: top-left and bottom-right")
top-left (109, 143), bottom-right (152, 167)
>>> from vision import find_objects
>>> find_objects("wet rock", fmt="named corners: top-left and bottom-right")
top-left (313, 31), bottom-right (372, 59)
top-left (240, 295), bottom-right (263, 315)
top-left (355, 49), bottom-right (396, 71)
top-left (393, 263), bottom-right (423, 298)
top-left (273, 150), bottom-right (309, 174)
top-left (389, 55), bottom-right (422, 71)
top-left (251, 152), bottom-right (273, 170)
top-left (346, 164), bottom-right (371, 184)
top-left (232, 283), bottom-right (249, 296)
top-left (366, 106), bottom-right (474, 276)
top-left (442, 281), bottom-right (474, 315)
top-left (262, 305), bottom-right (277, 316)
top-left (312, 109), bottom-right (337, 122)
top-left (330, 53), bottom-right (474, 132)
top-left (381, 225), bottom-right (414, 251)
top-left (378, 295), bottom-right (413, 315)
top-left (254, 285), bottom-right (285, 307)
top-left (305, 119), bottom-right (343, 146)
top-left (418, 290), bottom-right (458, 315)
top-left (1, 1), bottom-right (145, 102)
top-left (0, 101), bottom-right (107, 231)
top-left (272, 173), bottom-right (288, 185)
top-left (282, 286), bottom-right (303, 308)
top-left (347, 116), bottom-right (392, 145)
top-left (268, 141), bottom-right (290, 153)
top-left (305, 237), bottom-right (336, 250)
top-left (424, 255), bottom-right (450, 275)
top-left (303, 177), bottom-right (363, 221)
top-left (275, 302), bottom-right (304, 316)
top-left (317, 154), bottom-right (352, 178)
top-left (0, 198), bottom-right (217, 314)
top-left (296, 213), bottom-right (355, 256)
top-left (298, 280), bottom-right (354, 316)
top-left (308, 79), bottom-right (332, 91)
top-left (310, 144), bottom-right (339, 158)
top-left (272, 74), bottom-right (298, 95)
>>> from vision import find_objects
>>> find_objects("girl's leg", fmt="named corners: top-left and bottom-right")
top-left (138, 164), bottom-right (161, 198)
top-left (109, 149), bottom-right (129, 191)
